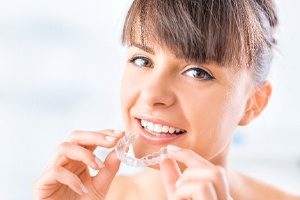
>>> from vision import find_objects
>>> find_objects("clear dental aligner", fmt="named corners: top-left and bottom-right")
top-left (115, 131), bottom-right (170, 167)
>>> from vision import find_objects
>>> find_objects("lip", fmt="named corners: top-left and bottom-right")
top-left (135, 118), bottom-right (186, 146)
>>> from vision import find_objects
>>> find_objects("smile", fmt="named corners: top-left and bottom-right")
top-left (141, 119), bottom-right (186, 136)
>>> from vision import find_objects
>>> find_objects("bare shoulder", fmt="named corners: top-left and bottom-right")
top-left (230, 170), bottom-right (300, 200)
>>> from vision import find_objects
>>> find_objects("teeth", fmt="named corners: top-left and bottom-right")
top-left (162, 126), bottom-right (169, 133)
top-left (141, 119), bottom-right (184, 135)
top-left (147, 122), bottom-right (154, 131)
top-left (141, 120), bottom-right (147, 127)
top-left (154, 124), bottom-right (162, 132)
top-left (169, 127), bottom-right (175, 134)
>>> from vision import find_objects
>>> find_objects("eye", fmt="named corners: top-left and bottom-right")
top-left (184, 67), bottom-right (214, 81)
top-left (129, 56), bottom-right (153, 68)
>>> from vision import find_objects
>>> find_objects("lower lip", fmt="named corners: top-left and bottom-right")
top-left (136, 120), bottom-right (185, 145)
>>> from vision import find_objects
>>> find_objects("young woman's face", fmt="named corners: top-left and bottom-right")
top-left (120, 43), bottom-right (254, 167)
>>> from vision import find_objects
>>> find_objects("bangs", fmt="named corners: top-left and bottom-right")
top-left (122, 0), bottom-right (267, 68)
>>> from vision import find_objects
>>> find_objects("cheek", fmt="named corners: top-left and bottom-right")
top-left (209, 91), bottom-right (248, 145)
top-left (120, 73), bottom-right (132, 126)
top-left (184, 88), bottom-right (247, 158)
top-left (209, 89), bottom-right (247, 132)
top-left (120, 70), bottom-right (140, 127)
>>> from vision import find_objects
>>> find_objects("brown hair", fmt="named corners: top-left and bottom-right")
top-left (122, 0), bottom-right (278, 85)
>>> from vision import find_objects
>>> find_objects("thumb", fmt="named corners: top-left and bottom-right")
top-left (93, 149), bottom-right (121, 197)
top-left (160, 158), bottom-right (182, 200)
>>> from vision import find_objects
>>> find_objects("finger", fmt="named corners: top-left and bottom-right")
top-left (167, 145), bottom-right (230, 199)
top-left (176, 166), bottom-right (230, 200)
top-left (160, 158), bottom-right (182, 200)
top-left (167, 145), bottom-right (213, 168)
top-left (49, 142), bottom-right (105, 170)
top-left (34, 166), bottom-right (88, 197)
top-left (175, 181), bottom-right (217, 200)
top-left (92, 149), bottom-right (122, 197)
top-left (68, 129), bottom-right (125, 150)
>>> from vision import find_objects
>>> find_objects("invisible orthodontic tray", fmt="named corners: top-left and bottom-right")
top-left (115, 131), bottom-right (170, 167)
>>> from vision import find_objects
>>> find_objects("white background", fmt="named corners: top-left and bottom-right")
top-left (0, 0), bottom-right (299, 199)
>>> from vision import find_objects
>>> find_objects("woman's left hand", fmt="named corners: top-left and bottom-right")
top-left (160, 145), bottom-right (233, 200)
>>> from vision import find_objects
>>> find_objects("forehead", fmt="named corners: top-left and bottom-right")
top-left (129, 41), bottom-right (199, 65)
top-left (128, 27), bottom-right (210, 67)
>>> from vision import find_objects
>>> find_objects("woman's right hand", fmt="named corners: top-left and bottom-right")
top-left (32, 129), bottom-right (125, 200)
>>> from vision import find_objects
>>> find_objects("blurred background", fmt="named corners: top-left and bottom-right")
top-left (0, 0), bottom-right (299, 199)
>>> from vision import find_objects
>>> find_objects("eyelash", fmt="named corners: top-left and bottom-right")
top-left (128, 56), bottom-right (214, 81)
top-left (184, 67), bottom-right (215, 81)
top-left (129, 56), bottom-right (153, 68)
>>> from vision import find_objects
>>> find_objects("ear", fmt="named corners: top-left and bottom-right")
top-left (238, 81), bottom-right (272, 126)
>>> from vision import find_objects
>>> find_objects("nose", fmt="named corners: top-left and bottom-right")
top-left (139, 70), bottom-right (176, 109)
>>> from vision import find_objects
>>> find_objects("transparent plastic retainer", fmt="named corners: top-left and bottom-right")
top-left (115, 131), bottom-right (170, 167)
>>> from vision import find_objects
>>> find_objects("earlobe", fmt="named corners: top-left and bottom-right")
top-left (238, 81), bottom-right (272, 126)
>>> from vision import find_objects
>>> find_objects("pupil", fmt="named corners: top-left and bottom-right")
top-left (137, 58), bottom-right (149, 67)
top-left (194, 70), bottom-right (204, 78)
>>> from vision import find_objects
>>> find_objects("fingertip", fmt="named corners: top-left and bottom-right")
top-left (159, 158), bottom-right (181, 200)
top-left (95, 157), bottom-right (105, 169)
top-left (166, 145), bottom-right (213, 168)
top-left (175, 178), bottom-right (181, 188)
top-left (103, 149), bottom-right (121, 173)
top-left (160, 158), bottom-right (180, 174)
top-left (80, 183), bottom-right (88, 194)
top-left (167, 144), bottom-right (181, 152)
top-left (93, 150), bottom-right (121, 195)
top-left (113, 130), bottom-right (124, 135)
top-left (160, 157), bottom-right (176, 169)
top-left (166, 145), bottom-right (181, 157)
top-left (105, 135), bottom-right (118, 142)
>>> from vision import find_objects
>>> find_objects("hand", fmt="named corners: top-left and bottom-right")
top-left (160, 145), bottom-right (232, 200)
top-left (32, 129), bottom-right (125, 200)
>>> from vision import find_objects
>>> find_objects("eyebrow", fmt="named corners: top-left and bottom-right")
top-left (132, 43), bottom-right (155, 55)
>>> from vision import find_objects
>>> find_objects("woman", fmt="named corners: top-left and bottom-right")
top-left (33, 0), bottom-right (300, 199)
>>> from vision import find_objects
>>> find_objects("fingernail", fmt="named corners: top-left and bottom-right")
top-left (113, 130), bottom-right (123, 135)
top-left (80, 183), bottom-right (88, 194)
top-left (95, 157), bottom-right (105, 168)
top-left (167, 145), bottom-right (180, 151)
top-left (175, 177), bottom-right (182, 187)
top-left (105, 135), bottom-right (117, 142)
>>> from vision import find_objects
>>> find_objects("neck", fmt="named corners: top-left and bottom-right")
top-left (209, 141), bottom-right (231, 170)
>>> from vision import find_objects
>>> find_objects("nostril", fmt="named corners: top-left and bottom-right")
top-left (139, 80), bottom-right (176, 108)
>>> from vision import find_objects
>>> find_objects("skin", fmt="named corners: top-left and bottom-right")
top-left (32, 43), bottom-right (300, 200)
